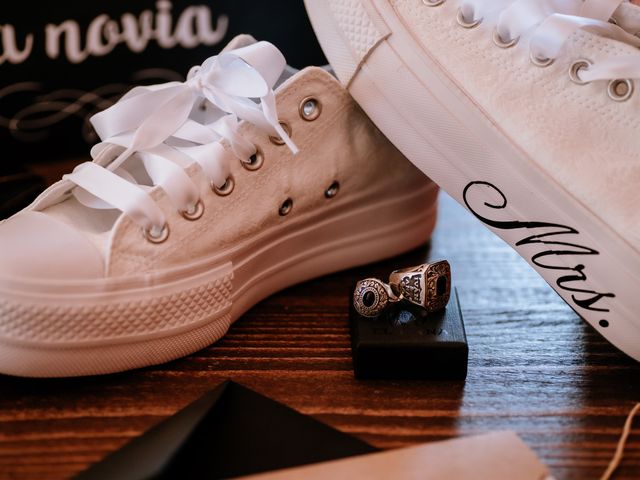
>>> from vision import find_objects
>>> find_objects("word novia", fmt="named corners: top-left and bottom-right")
top-left (0, 0), bottom-right (229, 66)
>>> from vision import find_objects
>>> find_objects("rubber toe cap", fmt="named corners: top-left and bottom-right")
top-left (0, 212), bottom-right (104, 280)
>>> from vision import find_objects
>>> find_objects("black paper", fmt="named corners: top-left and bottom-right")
top-left (1, 1), bottom-right (326, 165)
top-left (0, 163), bottom-right (45, 219)
top-left (76, 381), bottom-right (376, 480)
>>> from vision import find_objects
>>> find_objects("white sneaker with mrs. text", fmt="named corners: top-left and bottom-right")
top-left (305, 0), bottom-right (640, 360)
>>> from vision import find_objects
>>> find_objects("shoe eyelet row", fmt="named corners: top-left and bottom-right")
top-left (147, 179), bottom-right (342, 243)
top-left (279, 180), bottom-right (341, 218)
top-left (567, 60), bottom-right (634, 101)
top-left (446, 3), bottom-right (518, 50)
top-left (446, 0), bottom-right (636, 103)
top-left (145, 94), bottom-right (326, 243)
top-left (534, 54), bottom-right (633, 102)
top-left (143, 147), bottom-right (259, 244)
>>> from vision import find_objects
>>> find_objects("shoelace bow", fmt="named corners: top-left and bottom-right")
top-left (63, 41), bottom-right (297, 238)
top-left (458, 0), bottom-right (640, 85)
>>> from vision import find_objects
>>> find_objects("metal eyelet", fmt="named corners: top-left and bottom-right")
top-left (242, 147), bottom-right (264, 171)
top-left (422, 0), bottom-right (445, 6)
top-left (269, 122), bottom-right (292, 146)
top-left (279, 198), bottom-right (293, 216)
top-left (492, 28), bottom-right (519, 48)
top-left (608, 79), bottom-right (634, 102)
top-left (212, 175), bottom-right (235, 196)
top-left (325, 181), bottom-right (340, 199)
top-left (569, 59), bottom-right (592, 85)
top-left (299, 97), bottom-right (322, 121)
top-left (529, 50), bottom-right (554, 68)
top-left (456, 8), bottom-right (482, 29)
top-left (144, 223), bottom-right (170, 244)
top-left (180, 200), bottom-right (205, 221)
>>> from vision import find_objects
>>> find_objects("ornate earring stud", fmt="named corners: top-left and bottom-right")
top-left (389, 260), bottom-right (451, 314)
top-left (353, 278), bottom-right (401, 317)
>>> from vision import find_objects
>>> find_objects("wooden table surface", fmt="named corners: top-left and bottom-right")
top-left (1, 185), bottom-right (639, 480)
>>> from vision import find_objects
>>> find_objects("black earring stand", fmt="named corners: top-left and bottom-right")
top-left (350, 287), bottom-right (468, 380)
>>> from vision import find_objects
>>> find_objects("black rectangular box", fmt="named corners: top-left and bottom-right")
top-left (350, 288), bottom-right (468, 380)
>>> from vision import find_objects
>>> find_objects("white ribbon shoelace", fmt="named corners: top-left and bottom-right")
top-left (458, 0), bottom-right (640, 85)
top-left (62, 41), bottom-right (297, 238)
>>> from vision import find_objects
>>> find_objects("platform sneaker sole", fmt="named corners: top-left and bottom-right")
top-left (0, 182), bottom-right (438, 377)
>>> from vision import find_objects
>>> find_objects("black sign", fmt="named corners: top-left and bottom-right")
top-left (0, 1), bottom-right (325, 164)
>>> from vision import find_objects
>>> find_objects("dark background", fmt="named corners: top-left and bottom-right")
top-left (0, 1), bottom-right (326, 165)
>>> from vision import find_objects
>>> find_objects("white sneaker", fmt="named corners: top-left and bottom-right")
top-left (0, 36), bottom-right (438, 377)
top-left (305, 0), bottom-right (640, 360)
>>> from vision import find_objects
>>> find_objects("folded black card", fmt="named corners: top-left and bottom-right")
top-left (76, 381), bottom-right (376, 480)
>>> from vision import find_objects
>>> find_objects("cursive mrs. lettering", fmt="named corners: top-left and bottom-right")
top-left (463, 181), bottom-right (615, 313)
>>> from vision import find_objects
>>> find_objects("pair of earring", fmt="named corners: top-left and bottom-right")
top-left (353, 260), bottom-right (451, 318)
